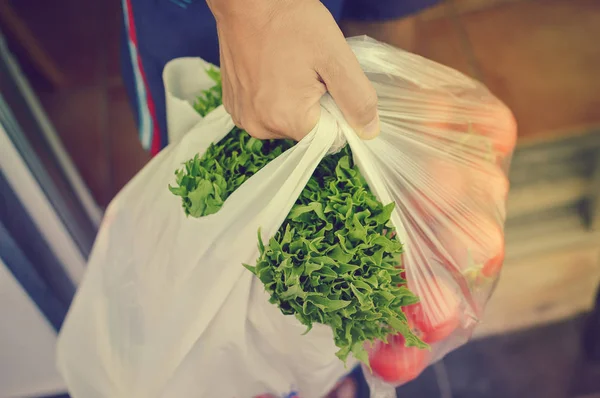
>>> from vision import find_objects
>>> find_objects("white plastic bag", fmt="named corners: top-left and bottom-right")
top-left (56, 36), bottom-right (516, 398)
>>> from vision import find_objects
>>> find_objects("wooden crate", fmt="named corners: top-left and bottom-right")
top-left (475, 214), bottom-right (600, 338)
top-left (474, 131), bottom-right (600, 337)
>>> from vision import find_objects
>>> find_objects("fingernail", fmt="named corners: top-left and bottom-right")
top-left (359, 113), bottom-right (380, 140)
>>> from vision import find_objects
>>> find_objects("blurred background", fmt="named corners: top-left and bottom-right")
top-left (0, 0), bottom-right (599, 397)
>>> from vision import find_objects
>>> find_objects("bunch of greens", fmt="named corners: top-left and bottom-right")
top-left (191, 67), bottom-right (222, 116)
top-left (169, 68), bottom-right (294, 216)
top-left (169, 68), bottom-right (426, 365)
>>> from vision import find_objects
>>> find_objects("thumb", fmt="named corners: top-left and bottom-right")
top-left (316, 45), bottom-right (380, 140)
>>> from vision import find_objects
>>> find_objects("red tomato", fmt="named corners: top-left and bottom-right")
top-left (490, 108), bottom-right (518, 157)
top-left (418, 106), bottom-right (513, 204)
top-left (475, 165), bottom-right (510, 204)
top-left (435, 216), bottom-right (504, 273)
top-left (404, 158), bottom-right (469, 227)
top-left (369, 335), bottom-right (430, 384)
top-left (405, 303), bottom-right (459, 344)
top-left (426, 159), bottom-right (469, 211)
top-left (431, 160), bottom-right (510, 212)
top-left (404, 278), bottom-right (460, 343)
top-left (420, 99), bottom-right (516, 159)
top-left (436, 103), bottom-right (516, 157)
top-left (482, 248), bottom-right (504, 278)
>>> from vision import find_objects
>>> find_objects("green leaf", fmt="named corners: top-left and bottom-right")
top-left (187, 179), bottom-right (213, 217)
top-left (304, 262), bottom-right (324, 276)
top-left (348, 214), bottom-right (368, 243)
top-left (280, 284), bottom-right (308, 300)
top-left (168, 185), bottom-right (187, 197)
top-left (308, 296), bottom-right (351, 312)
top-left (242, 263), bottom-right (258, 275)
top-left (351, 342), bottom-right (371, 371)
top-left (329, 246), bottom-right (355, 263)
top-left (350, 284), bottom-right (369, 307)
top-left (374, 202), bottom-right (396, 224)
top-left (297, 202), bottom-right (327, 220)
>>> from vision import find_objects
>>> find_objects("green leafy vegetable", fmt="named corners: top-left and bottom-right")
top-left (169, 68), bottom-right (294, 217)
top-left (192, 67), bottom-right (223, 117)
top-left (170, 68), bottom-right (427, 366)
top-left (244, 148), bottom-right (427, 364)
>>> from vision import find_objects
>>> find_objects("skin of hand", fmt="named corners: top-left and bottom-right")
top-left (206, 0), bottom-right (380, 141)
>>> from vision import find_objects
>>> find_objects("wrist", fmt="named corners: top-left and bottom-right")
top-left (207, 0), bottom-right (289, 23)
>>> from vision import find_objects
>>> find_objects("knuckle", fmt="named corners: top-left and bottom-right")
top-left (258, 105), bottom-right (285, 133)
top-left (263, 97), bottom-right (319, 140)
top-left (240, 115), bottom-right (270, 139)
top-left (249, 130), bottom-right (273, 140)
top-left (237, 111), bottom-right (250, 131)
top-left (223, 99), bottom-right (233, 116)
top-left (248, 88), bottom-right (315, 140)
top-left (252, 95), bottom-right (287, 134)
top-left (222, 93), bottom-right (234, 114)
top-left (230, 111), bottom-right (243, 129)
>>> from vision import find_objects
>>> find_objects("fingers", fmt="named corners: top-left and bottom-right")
top-left (224, 49), bottom-right (380, 142)
top-left (316, 39), bottom-right (380, 140)
top-left (222, 66), bottom-right (325, 140)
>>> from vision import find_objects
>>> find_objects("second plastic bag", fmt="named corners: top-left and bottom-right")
top-left (56, 36), bottom-right (516, 398)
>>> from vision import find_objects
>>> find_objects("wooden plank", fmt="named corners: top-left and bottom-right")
top-left (508, 132), bottom-right (600, 186)
top-left (509, 157), bottom-right (590, 188)
top-left (516, 124), bottom-right (600, 149)
top-left (473, 209), bottom-right (600, 337)
top-left (512, 125), bottom-right (600, 151)
top-left (504, 207), bottom-right (598, 261)
top-left (473, 243), bottom-right (600, 339)
top-left (511, 135), bottom-right (600, 168)
top-left (506, 177), bottom-right (589, 220)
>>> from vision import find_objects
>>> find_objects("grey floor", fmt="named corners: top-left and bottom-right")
top-left (386, 315), bottom-right (600, 398)
top-left (46, 315), bottom-right (600, 398)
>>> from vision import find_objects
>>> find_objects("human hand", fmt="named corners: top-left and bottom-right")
top-left (207, 0), bottom-right (380, 141)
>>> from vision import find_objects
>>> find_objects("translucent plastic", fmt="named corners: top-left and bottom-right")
top-left (56, 36), bottom-right (516, 398)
